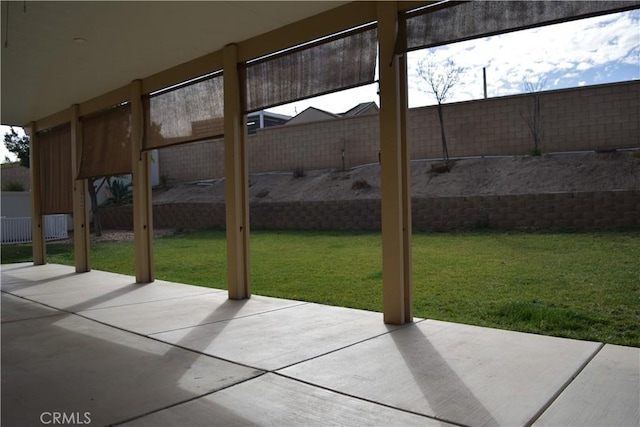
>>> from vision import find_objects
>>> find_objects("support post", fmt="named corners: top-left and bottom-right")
top-left (399, 53), bottom-right (413, 321)
top-left (131, 80), bottom-right (154, 283)
top-left (378, 1), bottom-right (413, 324)
top-left (483, 67), bottom-right (487, 99)
top-left (223, 44), bottom-right (251, 299)
top-left (28, 122), bottom-right (46, 265)
top-left (71, 105), bottom-right (91, 272)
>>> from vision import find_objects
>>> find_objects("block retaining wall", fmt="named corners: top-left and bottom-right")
top-left (100, 190), bottom-right (639, 232)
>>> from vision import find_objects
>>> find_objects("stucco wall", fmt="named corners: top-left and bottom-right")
top-left (0, 191), bottom-right (31, 217)
top-left (1, 164), bottom-right (30, 191)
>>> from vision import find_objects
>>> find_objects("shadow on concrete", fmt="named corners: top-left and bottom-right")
top-left (390, 323), bottom-right (499, 426)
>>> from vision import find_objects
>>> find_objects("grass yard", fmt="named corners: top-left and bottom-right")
top-left (2, 229), bottom-right (638, 347)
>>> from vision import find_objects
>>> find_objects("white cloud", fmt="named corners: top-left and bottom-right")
top-left (406, 9), bottom-right (639, 106)
top-left (576, 62), bottom-right (592, 71)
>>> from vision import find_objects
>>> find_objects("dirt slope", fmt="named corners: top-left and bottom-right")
top-left (153, 151), bottom-right (640, 204)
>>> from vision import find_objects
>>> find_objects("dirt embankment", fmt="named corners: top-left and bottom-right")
top-left (152, 151), bottom-right (640, 205)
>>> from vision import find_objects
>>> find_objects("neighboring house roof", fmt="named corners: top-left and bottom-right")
top-left (286, 102), bottom-right (379, 126)
top-left (341, 101), bottom-right (379, 117)
top-left (285, 107), bottom-right (339, 125)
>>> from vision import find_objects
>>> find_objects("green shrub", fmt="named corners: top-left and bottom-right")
top-left (2, 181), bottom-right (25, 191)
top-left (105, 178), bottom-right (132, 205)
top-left (351, 179), bottom-right (371, 190)
top-left (292, 166), bottom-right (305, 178)
top-left (159, 174), bottom-right (172, 190)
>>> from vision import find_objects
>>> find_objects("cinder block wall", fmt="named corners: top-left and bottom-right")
top-left (159, 81), bottom-right (639, 183)
top-left (249, 114), bottom-right (381, 173)
top-left (101, 190), bottom-right (639, 232)
top-left (407, 81), bottom-right (639, 158)
top-left (158, 139), bottom-right (225, 183)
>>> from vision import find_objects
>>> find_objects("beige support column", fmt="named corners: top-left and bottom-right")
top-left (131, 80), bottom-right (154, 283)
top-left (223, 44), bottom-right (251, 299)
top-left (27, 122), bottom-right (46, 265)
top-left (399, 53), bottom-right (413, 322)
top-left (71, 105), bottom-right (91, 272)
top-left (378, 1), bottom-right (413, 324)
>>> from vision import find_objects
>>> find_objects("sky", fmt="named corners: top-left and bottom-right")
top-left (2, 8), bottom-right (638, 163)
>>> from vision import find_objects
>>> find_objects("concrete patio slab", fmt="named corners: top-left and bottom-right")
top-left (79, 293), bottom-right (308, 335)
top-left (534, 344), bottom-right (640, 426)
top-left (280, 319), bottom-right (602, 427)
top-left (121, 373), bottom-right (453, 427)
top-left (1, 292), bottom-right (62, 323)
top-left (2, 264), bottom-right (638, 427)
top-left (21, 279), bottom-right (221, 313)
top-left (0, 262), bottom-right (74, 286)
top-left (1, 307), bottom-right (262, 427)
top-left (151, 303), bottom-right (404, 371)
top-left (2, 263), bottom-right (221, 312)
top-left (1, 262), bottom-right (125, 293)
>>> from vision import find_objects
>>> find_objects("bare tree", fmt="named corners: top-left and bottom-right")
top-left (3, 127), bottom-right (29, 167)
top-left (417, 54), bottom-right (464, 168)
top-left (520, 79), bottom-right (545, 156)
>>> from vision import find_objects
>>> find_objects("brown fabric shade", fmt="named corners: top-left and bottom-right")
top-left (38, 124), bottom-right (73, 215)
top-left (404, 1), bottom-right (639, 52)
top-left (244, 25), bottom-right (377, 113)
top-left (78, 104), bottom-right (132, 179)
top-left (143, 74), bottom-right (224, 150)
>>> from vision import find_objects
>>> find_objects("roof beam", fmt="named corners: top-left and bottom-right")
top-left (141, 51), bottom-right (223, 96)
top-left (236, 1), bottom-right (377, 62)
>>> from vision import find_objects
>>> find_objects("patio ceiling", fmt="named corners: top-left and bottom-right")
top-left (0, 1), bottom-right (349, 126)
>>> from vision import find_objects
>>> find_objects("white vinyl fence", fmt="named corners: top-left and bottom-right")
top-left (1, 215), bottom-right (68, 244)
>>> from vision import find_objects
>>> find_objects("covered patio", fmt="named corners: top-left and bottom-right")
top-left (3, 0), bottom-right (639, 322)
top-left (3, 263), bottom-right (638, 426)
top-left (2, 2), bottom-right (639, 426)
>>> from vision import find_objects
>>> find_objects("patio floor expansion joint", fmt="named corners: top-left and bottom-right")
top-left (271, 318), bottom-right (428, 372)
top-left (4, 290), bottom-right (271, 372)
top-left (1, 291), bottom-right (67, 323)
top-left (272, 371), bottom-right (470, 427)
top-left (144, 300), bottom-right (311, 336)
top-left (524, 341), bottom-right (606, 426)
top-left (109, 371), bottom-right (269, 427)
top-left (73, 289), bottom-right (224, 312)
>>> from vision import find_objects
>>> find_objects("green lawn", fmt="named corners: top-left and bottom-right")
top-left (2, 230), bottom-right (638, 346)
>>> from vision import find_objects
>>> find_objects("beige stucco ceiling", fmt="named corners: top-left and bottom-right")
top-left (0, 1), bottom-right (348, 126)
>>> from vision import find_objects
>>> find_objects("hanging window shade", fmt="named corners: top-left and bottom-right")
top-left (78, 104), bottom-right (132, 179)
top-left (404, 1), bottom-right (639, 52)
top-left (244, 25), bottom-right (377, 113)
top-left (143, 73), bottom-right (224, 150)
top-left (38, 124), bottom-right (73, 214)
